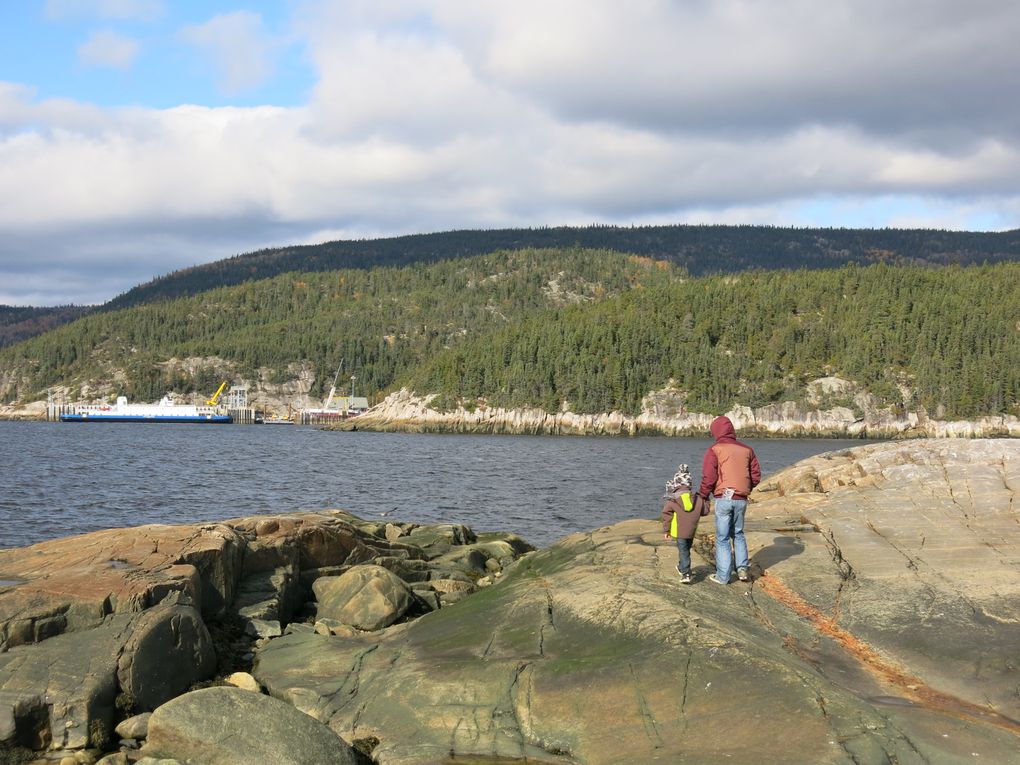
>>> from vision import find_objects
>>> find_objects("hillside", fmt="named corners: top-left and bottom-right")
top-left (10, 225), bottom-right (1020, 350)
top-left (2, 252), bottom-right (1017, 428)
top-left (105, 224), bottom-right (1020, 310)
top-left (400, 262), bottom-right (1020, 420)
top-left (0, 248), bottom-right (679, 405)
top-left (0, 304), bottom-right (90, 348)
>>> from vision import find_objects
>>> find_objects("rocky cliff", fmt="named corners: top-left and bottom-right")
top-left (336, 385), bottom-right (1020, 438)
top-left (3, 439), bottom-right (1020, 764)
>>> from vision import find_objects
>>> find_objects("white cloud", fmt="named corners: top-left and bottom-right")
top-left (45, 0), bottom-right (163, 21)
top-left (77, 29), bottom-right (140, 70)
top-left (3, 0), bottom-right (1020, 305)
top-left (179, 12), bottom-right (276, 95)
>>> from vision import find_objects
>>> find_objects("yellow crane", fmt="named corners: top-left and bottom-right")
top-left (206, 381), bottom-right (228, 406)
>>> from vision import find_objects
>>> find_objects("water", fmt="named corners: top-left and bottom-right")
top-left (0, 421), bottom-right (870, 550)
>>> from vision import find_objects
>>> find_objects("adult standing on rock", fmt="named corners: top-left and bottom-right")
top-left (698, 415), bottom-right (761, 584)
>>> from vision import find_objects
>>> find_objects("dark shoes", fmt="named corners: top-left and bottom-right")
top-left (676, 565), bottom-right (692, 584)
top-left (737, 568), bottom-right (750, 582)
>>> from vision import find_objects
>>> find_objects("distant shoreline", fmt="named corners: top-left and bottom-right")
top-left (324, 389), bottom-right (1020, 440)
top-left (5, 390), bottom-right (1019, 439)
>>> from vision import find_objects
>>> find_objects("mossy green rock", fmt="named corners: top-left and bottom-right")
top-left (255, 440), bottom-right (1020, 764)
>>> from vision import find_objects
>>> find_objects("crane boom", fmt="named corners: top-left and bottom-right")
top-left (323, 358), bottom-right (344, 410)
top-left (206, 381), bottom-right (228, 406)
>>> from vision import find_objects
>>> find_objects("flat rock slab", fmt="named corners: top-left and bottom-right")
top-left (255, 440), bottom-right (1020, 765)
top-left (143, 686), bottom-right (360, 765)
top-left (750, 438), bottom-right (1020, 713)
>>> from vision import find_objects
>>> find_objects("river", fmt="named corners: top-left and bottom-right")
top-left (0, 421), bottom-right (872, 549)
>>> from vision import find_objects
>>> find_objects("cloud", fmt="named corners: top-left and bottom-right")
top-left (3, 0), bottom-right (1020, 305)
top-left (77, 29), bottom-right (140, 70)
top-left (436, 0), bottom-right (1020, 146)
top-left (179, 11), bottom-right (276, 95)
top-left (45, 0), bottom-right (163, 21)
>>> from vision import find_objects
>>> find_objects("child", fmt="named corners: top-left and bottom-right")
top-left (661, 463), bottom-right (709, 583)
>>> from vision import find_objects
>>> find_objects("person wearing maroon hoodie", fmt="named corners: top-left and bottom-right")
top-left (698, 415), bottom-right (762, 584)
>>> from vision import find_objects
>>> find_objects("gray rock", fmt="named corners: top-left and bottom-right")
top-left (114, 712), bottom-right (151, 740)
top-left (95, 753), bottom-right (130, 765)
top-left (409, 587), bottom-right (440, 613)
top-left (143, 686), bottom-right (358, 765)
top-left (117, 605), bottom-right (215, 712)
top-left (0, 508), bottom-right (534, 759)
top-left (242, 617), bottom-right (282, 639)
top-left (312, 619), bottom-right (359, 637)
top-left (0, 614), bottom-right (132, 749)
top-left (312, 565), bottom-right (413, 631)
top-left (400, 523), bottom-right (477, 558)
top-left (234, 566), bottom-right (298, 625)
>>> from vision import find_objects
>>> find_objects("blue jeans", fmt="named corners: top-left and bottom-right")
top-left (714, 498), bottom-right (749, 582)
top-left (675, 536), bottom-right (692, 575)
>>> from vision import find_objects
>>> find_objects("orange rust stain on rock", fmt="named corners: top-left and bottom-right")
top-left (755, 572), bottom-right (1020, 737)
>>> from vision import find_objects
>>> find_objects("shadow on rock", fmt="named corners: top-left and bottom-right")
top-left (751, 534), bottom-right (805, 572)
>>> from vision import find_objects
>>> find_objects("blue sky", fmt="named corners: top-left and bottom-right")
top-left (0, 1), bottom-right (314, 108)
top-left (2, 1), bottom-right (1020, 305)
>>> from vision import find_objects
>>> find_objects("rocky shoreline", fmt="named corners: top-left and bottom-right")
top-left (3, 439), bottom-right (1020, 764)
top-left (330, 387), bottom-right (1020, 439)
top-left (6, 376), bottom-right (1020, 439)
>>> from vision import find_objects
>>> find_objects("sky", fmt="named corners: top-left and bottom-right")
top-left (2, 1), bottom-right (1020, 306)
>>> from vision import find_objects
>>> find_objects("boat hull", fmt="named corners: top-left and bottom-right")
top-left (60, 413), bottom-right (233, 424)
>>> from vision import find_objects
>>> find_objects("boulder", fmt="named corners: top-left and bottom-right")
top-left (114, 712), bottom-right (151, 740)
top-left (142, 686), bottom-right (359, 765)
top-left (117, 605), bottom-right (216, 712)
top-left (399, 523), bottom-right (477, 558)
top-left (0, 602), bottom-right (217, 751)
top-left (222, 672), bottom-right (260, 693)
top-left (312, 565), bottom-right (413, 631)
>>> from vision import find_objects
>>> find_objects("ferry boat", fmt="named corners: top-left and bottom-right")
top-left (59, 394), bottom-right (233, 424)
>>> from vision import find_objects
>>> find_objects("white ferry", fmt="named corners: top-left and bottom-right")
top-left (59, 394), bottom-right (232, 424)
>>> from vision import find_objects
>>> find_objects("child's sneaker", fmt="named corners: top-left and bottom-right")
top-left (708, 573), bottom-right (728, 585)
top-left (737, 568), bottom-right (750, 582)
top-left (680, 571), bottom-right (692, 584)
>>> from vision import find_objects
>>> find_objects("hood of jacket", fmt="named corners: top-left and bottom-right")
top-left (710, 415), bottom-right (736, 442)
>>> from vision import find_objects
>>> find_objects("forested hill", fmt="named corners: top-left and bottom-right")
top-left (105, 224), bottom-right (1020, 310)
top-left (0, 305), bottom-right (89, 348)
top-left (402, 262), bottom-right (1020, 419)
top-left (0, 249), bottom-right (679, 404)
top-left (2, 250), bottom-right (1017, 423)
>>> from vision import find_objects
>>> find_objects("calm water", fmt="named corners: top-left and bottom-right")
top-left (0, 421), bottom-right (870, 550)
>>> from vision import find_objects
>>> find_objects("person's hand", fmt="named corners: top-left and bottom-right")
top-left (664, 533), bottom-right (672, 540)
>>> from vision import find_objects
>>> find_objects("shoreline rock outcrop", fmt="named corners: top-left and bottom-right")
top-left (252, 439), bottom-right (1020, 764)
top-left (0, 511), bottom-right (533, 762)
top-left (331, 386), bottom-right (1020, 439)
top-left (6, 375), bottom-right (1019, 439)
